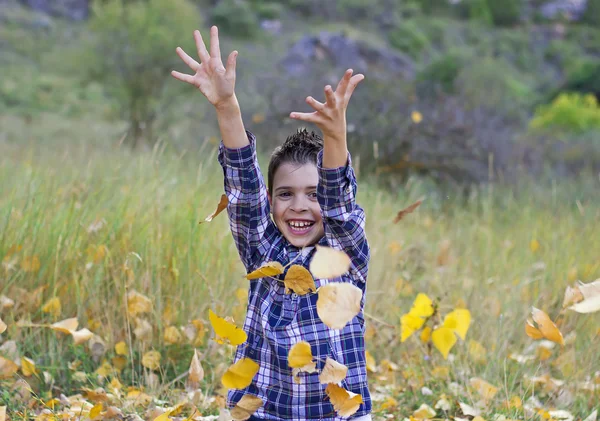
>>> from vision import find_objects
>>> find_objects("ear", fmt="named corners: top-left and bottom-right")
top-left (267, 191), bottom-right (272, 207)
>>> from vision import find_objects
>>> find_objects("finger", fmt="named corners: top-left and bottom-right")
top-left (345, 74), bottom-right (365, 102)
top-left (289, 111), bottom-right (321, 123)
top-left (225, 50), bottom-right (238, 80)
top-left (324, 85), bottom-right (336, 107)
top-left (193, 30), bottom-right (210, 63)
top-left (176, 47), bottom-right (200, 71)
top-left (306, 96), bottom-right (325, 112)
top-left (210, 26), bottom-right (221, 61)
top-left (171, 70), bottom-right (196, 86)
top-left (336, 69), bottom-right (353, 96)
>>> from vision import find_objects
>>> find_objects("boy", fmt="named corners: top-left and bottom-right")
top-left (172, 26), bottom-right (371, 421)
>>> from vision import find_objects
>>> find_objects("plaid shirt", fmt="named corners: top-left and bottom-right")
top-left (217, 131), bottom-right (371, 420)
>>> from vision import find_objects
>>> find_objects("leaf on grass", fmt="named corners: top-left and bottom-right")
top-left (526, 307), bottom-right (564, 345)
top-left (199, 194), bottom-right (228, 223)
top-left (288, 341), bottom-right (313, 368)
top-left (21, 356), bottom-right (37, 377)
top-left (142, 350), bottom-right (161, 371)
top-left (186, 349), bottom-right (204, 391)
top-left (246, 262), bottom-right (284, 280)
top-left (309, 246), bottom-right (351, 279)
top-left (413, 403), bottom-right (436, 419)
top-left (325, 383), bottom-right (363, 418)
top-left (0, 317), bottom-right (6, 334)
top-left (89, 403), bottom-right (103, 419)
top-left (412, 293), bottom-right (434, 318)
top-left (317, 283), bottom-right (362, 329)
top-left (222, 358), bottom-right (259, 389)
top-left (0, 406), bottom-right (5, 421)
top-left (566, 279), bottom-right (600, 314)
top-left (41, 297), bottom-right (61, 318)
top-left (431, 327), bottom-right (457, 359)
top-left (459, 402), bottom-right (481, 417)
top-left (0, 356), bottom-right (18, 379)
top-left (127, 290), bottom-right (153, 317)
top-left (401, 312), bottom-right (426, 342)
top-left (230, 395), bottom-right (263, 421)
top-left (72, 328), bottom-right (94, 345)
top-left (319, 358), bottom-right (348, 384)
top-left (50, 318), bottom-right (79, 334)
top-left (393, 197), bottom-right (424, 223)
top-left (284, 265), bottom-right (316, 295)
top-left (469, 377), bottom-right (498, 401)
top-left (209, 309), bottom-right (247, 346)
top-left (443, 309), bottom-right (471, 340)
top-left (584, 410), bottom-right (598, 421)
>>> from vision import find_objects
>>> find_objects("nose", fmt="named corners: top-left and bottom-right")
top-left (290, 195), bottom-right (308, 213)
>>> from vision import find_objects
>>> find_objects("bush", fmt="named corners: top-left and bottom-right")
top-left (530, 93), bottom-right (600, 133)
top-left (487, 0), bottom-right (522, 26)
top-left (250, 1), bottom-right (283, 19)
top-left (582, 0), bottom-right (600, 27)
top-left (388, 20), bottom-right (431, 58)
top-left (468, 0), bottom-right (493, 25)
top-left (211, 0), bottom-right (259, 38)
top-left (416, 50), bottom-right (467, 94)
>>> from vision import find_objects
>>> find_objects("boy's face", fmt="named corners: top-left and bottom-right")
top-left (269, 162), bottom-right (325, 248)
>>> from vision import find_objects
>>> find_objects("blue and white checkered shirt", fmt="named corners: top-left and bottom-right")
top-left (217, 131), bottom-right (371, 420)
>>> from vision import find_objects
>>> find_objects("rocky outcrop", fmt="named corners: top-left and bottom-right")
top-left (19, 0), bottom-right (88, 21)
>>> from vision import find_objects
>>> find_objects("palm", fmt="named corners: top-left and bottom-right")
top-left (171, 27), bottom-right (237, 108)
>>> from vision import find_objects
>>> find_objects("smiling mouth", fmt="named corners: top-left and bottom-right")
top-left (287, 220), bottom-right (315, 235)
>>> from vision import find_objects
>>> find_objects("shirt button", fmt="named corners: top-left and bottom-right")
top-left (345, 186), bottom-right (352, 194)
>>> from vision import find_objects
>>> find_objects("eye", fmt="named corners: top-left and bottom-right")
top-left (278, 191), bottom-right (292, 198)
top-left (308, 191), bottom-right (317, 199)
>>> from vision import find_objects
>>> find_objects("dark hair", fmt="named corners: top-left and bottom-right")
top-left (267, 128), bottom-right (323, 196)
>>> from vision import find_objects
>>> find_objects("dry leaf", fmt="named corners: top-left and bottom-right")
top-left (393, 197), bottom-right (424, 223)
top-left (0, 356), bottom-right (19, 379)
top-left (413, 403), bottom-right (436, 419)
top-left (319, 358), bottom-right (348, 384)
top-left (41, 297), bottom-right (61, 318)
top-left (142, 350), bottom-right (161, 371)
top-left (50, 317), bottom-right (79, 334)
top-left (527, 307), bottom-right (564, 345)
top-left (187, 349), bottom-right (204, 391)
top-left (200, 194), bottom-right (228, 223)
top-left (115, 341), bottom-right (129, 356)
top-left (21, 356), bottom-right (37, 377)
top-left (309, 246), bottom-right (351, 279)
top-left (127, 290), bottom-right (153, 317)
top-left (209, 309), bottom-right (247, 346)
top-left (222, 358), bottom-right (259, 389)
top-left (246, 261), bottom-right (284, 280)
top-left (316, 283), bottom-right (362, 329)
top-left (0, 406), bottom-right (5, 421)
top-left (459, 402), bottom-right (481, 417)
top-left (230, 395), bottom-right (263, 421)
top-left (72, 328), bottom-right (94, 345)
top-left (0, 317), bottom-right (6, 334)
top-left (470, 377), bottom-right (498, 401)
top-left (287, 341), bottom-right (313, 368)
top-left (164, 326), bottom-right (183, 345)
top-left (325, 383), bottom-right (363, 417)
top-left (284, 265), bottom-right (316, 295)
top-left (566, 279), bottom-right (600, 313)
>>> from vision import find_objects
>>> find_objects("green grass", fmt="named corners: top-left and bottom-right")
top-left (1, 113), bottom-right (599, 417)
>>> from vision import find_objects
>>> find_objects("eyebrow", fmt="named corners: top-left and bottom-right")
top-left (275, 185), bottom-right (318, 192)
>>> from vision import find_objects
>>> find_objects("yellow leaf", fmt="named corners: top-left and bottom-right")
top-left (413, 403), bottom-right (436, 419)
top-left (142, 350), bottom-right (161, 371)
top-left (365, 351), bottom-right (377, 373)
top-left (400, 312), bottom-right (426, 342)
top-left (525, 319), bottom-right (544, 340)
top-left (309, 245), bottom-right (351, 279)
top-left (209, 309), bottom-right (247, 346)
top-left (246, 261), bottom-right (284, 280)
top-left (21, 357), bottom-right (37, 377)
top-left (316, 283), bottom-right (362, 329)
top-left (164, 326), bottom-right (183, 345)
top-left (41, 297), bottom-right (61, 318)
top-left (230, 394), bottom-right (263, 421)
top-left (412, 293), bottom-right (434, 318)
top-left (469, 377), bottom-right (498, 401)
top-left (318, 357), bottom-right (348, 384)
top-left (530, 239), bottom-right (540, 253)
top-left (468, 340), bottom-right (487, 364)
top-left (420, 326), bottom-right (432, 343)
top-left (81, 387), bottom-right (110, 403)
top-left (288, 341), bottom-right (313, 368)
top-left (187, 349), bottom-right (204, 389)
top-left (529, 307), bottom-right (564, 345)
top-left (89, 403), bottom-right (104, 419)
top-left (443, 309), bottom-right (471, 340)
top-left (325, 383), bottom-right (363, 418)
top-left (199, 194), bottom-right (228, 223)
top-left (432, 327), bottom-right (457, 359)
top-left (0, 317), bottom-right (6, 334)
top-left (127, 290), bottom-right (153, 317)
top-left (379, 396), bottom-right (398, 411)
top-left (50, 317), bottom-right (79, 334)
top-left (284, 265), bottom-right (316, 295)
top-left (473, 416), bottom-right (486, 421)
top-left (153, 411), bottom-right (173, 421)
top-left (21, 255), bottom-right (40, 272)
top-left (221, 358), bottom-right (259, 389)
top-left (115, 341), bottom-right (129, 356)
top-left (507, 396), bottom-right (522, 409)
top-left (431, 366), bottom-right (450, 379)
top-left (411, 111), bottom-right (423, 124)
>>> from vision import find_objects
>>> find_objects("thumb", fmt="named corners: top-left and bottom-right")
top-left (225, 50), bottom-right (238, 79)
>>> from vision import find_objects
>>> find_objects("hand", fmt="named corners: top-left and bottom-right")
top-left (289, 69), bottom-right (364, 141)
top-left (171, 26), bottom-right (238, 110)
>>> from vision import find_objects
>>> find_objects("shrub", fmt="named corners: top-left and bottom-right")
top-left (530, 93), bottom-right (600, 133)
top-left (582, 0), bottom-right (600, 27)
top-left (416, 50), bottom-right (467, 94)
top-left (468, 0), bottom-right (493, 25)
top-left (487, 0), bottom-right (522, 26)
top-left (388, 20), bottom-right (431, 58)
top-left (211, 0), bottom-right (259, 38)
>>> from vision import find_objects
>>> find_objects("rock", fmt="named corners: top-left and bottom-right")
top-left (19, 0), bottom-right (89, 21)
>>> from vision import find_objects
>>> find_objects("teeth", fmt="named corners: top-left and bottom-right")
top-left (289, 221), bottom-right (312, 228)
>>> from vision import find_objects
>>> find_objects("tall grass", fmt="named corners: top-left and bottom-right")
top-left (1, 114), bottom-right (599, 415)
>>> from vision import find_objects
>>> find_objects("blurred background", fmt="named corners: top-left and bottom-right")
top-left (1, 0), bottom-right (599, 186)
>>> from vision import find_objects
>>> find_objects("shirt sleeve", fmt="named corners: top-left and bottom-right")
top-left (316, 150), bottom-right (370, 283)
top-left (217, 131), bottom-right (277, 271)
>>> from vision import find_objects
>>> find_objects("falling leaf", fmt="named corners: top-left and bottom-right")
top-left (566, 279), bottom-right (600, 313)
top-left (209, 309), bottom-right (247, 345)
top-left (41, 297), bottom-right (61, 318)
top-left (411, 111), bottom-right (423, 124)
top-left (309, 245), bottom-right (351, 279)
top-left (319, 358), bottom-right (348, 384)
top-left (230, 394), bottom-right (263, 421)
top-left (288, 341), bottom-right (313, 368)
top-left (21, 356), bottom-right (37, 377)
top-left (222, 358), bottom-right (259, 389)
top-left (142, 350), bottom-right (161, 371)
top-left (127, 290), bottom-right (153, 317)
top-left (316, 283), bottom-right (362, 329)
top-left (0, 317), bottom-right (6, 334)
top-left (443, 309), bottom-right (471, 340)
top-left (431, 327), bottom-right (457, 359)
top-left (470, 377), bottom-right (498, 401)
top-left (115, 341), bottom-right (129, 356)
top-left (393, 197), bottom-right (424, 223)
top-left (200, 194), bottom-right (228, 223)
top-left (292, 361), bottom-right (318, 383)
top-left (365, 351), bottom-right (377, 373)
top-left (325, 383), bottom-right (363, 417)
top-left (186, 349), bottom-right (204, 391)
top-left (246, 261), bottom-right (284, 280)
top-left (284, 265), bottom-right (316, 295)
top-left (527, 307), bottom-right (564, 345)
top-left (413, 403), bottom-right (436, 419)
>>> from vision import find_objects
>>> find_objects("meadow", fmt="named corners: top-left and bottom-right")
top-left (0, 113), bottom-right (599, 420)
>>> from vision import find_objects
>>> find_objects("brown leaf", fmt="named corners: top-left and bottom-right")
top-left (325, 383), bottom-right (363, 417)
top-left (246, 261), bottom-right (284, 280)
top-left (0, 356), bottom-right (19, 379)
top-left (318, 357), bottom-right (348, 384)
top-left (529, 307), bottom-right (564, 345)
top-left (284, 265), bottom-right (316, 295)
top-left (0, 317), bottom-right (6, 334)
top-left (230, 395), bottom-right (263, 421)
top-left (186, 349), bottom-right (204, 391)
top-left (199, 194), bottom-right (228, 223)
top-left (393, 197), bottom-right (424, 223)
